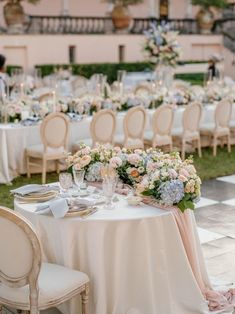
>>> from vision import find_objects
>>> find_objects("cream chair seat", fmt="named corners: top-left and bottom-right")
top-left (26, 112), bottom-right (69, 184)
top-left (200, 99), bottom-right (232, 156)
top-left (73, 109), bottom-right (116, 151)
top-left (144, 105), bottom-right (173, 151)
top-left (115, 106), bottom-right (147, 149)
top-left (0, 263), bottom-right (88, 309)
top-left (172, 102), bottom-right (202, 160)
top-left (0, 207), bottom-right (89, 314)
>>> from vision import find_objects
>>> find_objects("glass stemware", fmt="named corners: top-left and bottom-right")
top-left (59, 172), bottom-right (73, 194)
top-left (72, 167), bottom-right (85, 192)
top-left (102, 176), bottom-right (118, 210)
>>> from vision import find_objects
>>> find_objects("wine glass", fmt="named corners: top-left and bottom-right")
top-left (72, 167), bottom-right (85, 192)
top-left (102, 176), bottom-right (118, 210)
top-left (59, 172), bottom-right (73, 194)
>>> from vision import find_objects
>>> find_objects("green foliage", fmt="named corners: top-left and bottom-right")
top-left (175, 73), bottom-right (204, 86)
top-left (35, 62), bottom-right (151, 82)
top-left (192, 0), bottom-right (227, 9)
top-left (178, 194), bottom-right (195, 213)
top-left (6, 65), bottom-right (22, 76)
top-left (35, 62), bottom-right (205, 85)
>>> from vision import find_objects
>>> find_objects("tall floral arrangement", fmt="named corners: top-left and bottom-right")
top-left (143, 23), bottom-right (181, 67)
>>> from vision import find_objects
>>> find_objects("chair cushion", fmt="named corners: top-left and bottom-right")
top-left (0, 262), bottom-right (89, 309)
top-left (201, 124), bottom-right (229, 136)
top-left (26, 145), bottom-right (65, 158)
top-left (172, 128), bottom-right (199, 140)
top-left (171, 127), bottom-right (183, 137)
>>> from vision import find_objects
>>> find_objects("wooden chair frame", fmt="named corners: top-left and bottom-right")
top-left (0, 207), bottom-right (89, 314)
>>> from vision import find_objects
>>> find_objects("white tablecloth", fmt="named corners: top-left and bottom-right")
top-left (2, 104), bottom-right (235, 184)
top-left (15, 197), bottom-right (211, 314)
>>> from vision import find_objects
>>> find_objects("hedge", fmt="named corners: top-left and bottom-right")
top-left (35, 61), bottom-right (206, 85)
top-left (6, 65), bottom-right (23, 76)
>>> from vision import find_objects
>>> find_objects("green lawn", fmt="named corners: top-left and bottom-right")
top-left (1, 146), bottom-right (235, 209)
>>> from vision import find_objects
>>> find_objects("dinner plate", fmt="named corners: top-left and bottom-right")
top-left (65, 207), bottom-right (97, 217)
top-left (15, 190), bottom-right (58, 203)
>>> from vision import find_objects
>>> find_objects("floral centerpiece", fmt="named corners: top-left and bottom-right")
top-left (165, 88), bottom-right (192, 106)
top-left (68, 145), bottom-right (201, 213)
top-left (136, 151), bottom-right (201, 212)
top-left (66, 144), bottom-right (116, 182)
top-left (143, 23), bottom-right (181, 67)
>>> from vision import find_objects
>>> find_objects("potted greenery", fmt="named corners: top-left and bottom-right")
top-left (192, 0), bottom-right (227, 33)
top-left (110, 0), bottom-right (143, 30)
top-left (0, 0), bottom-right (39, 33)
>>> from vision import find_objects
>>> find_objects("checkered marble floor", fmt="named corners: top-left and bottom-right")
top-left (4, 176), bottom-right (235, 314)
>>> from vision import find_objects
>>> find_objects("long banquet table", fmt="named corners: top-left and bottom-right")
top-left (15, 195), bottom-right (212, 314)
top-left (1, 104), bottom-right (235, 184)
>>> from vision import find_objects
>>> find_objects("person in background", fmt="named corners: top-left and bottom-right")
top-left (0, 54), bottom-right (7, 99)
top-left (207, 54), bottom-right (222, 81)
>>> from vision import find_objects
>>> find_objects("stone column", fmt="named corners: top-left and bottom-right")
top-left (61, 0), bottom-right (69, 16)
top-left (186, 0), bottom-right (193, 18)
top-left (148, 0), bottom-right (159, 18)
top-left (148, 0), bottom-right (156, 17)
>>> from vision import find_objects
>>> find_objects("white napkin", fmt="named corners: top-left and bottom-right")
top-left (35, 198), bottom-right (69, 218)
top-left (11, 184), bottom-right (45, 196)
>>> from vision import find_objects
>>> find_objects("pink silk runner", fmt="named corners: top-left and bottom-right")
top-left (143, 197), bottom-right (235, 312)
top-left (90, 181), bottom-right (235, 311)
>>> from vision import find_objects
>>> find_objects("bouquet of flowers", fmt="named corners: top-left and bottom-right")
top-left (109, 148), bottom-right (148, 186)
top-left (143, 23), bottom-right (181, 67)
top-left (66, 144), bottom-right (116, 182)
top-left (165, 88), bottom-right (192, 106)
top-left (136, 152), bottom-right (201, 212)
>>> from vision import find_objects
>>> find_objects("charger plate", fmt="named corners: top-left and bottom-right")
top-left (15, 190), bottom-right (58, 203)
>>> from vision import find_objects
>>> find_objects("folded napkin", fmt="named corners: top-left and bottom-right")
top-left (36, 198), bottom-right (69, 218)
top-left (11, 184), bottom-right (45, 196)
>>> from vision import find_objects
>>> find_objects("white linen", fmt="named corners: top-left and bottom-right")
top-left (15, 198), bottom-right (212, 314)
top-left (2, 104), bottom-right (235, 184)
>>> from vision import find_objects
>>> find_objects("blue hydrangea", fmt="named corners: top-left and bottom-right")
top-left (85, 162), bottom-right (103, 182)
top-left (160, 179), bottom-right (184, 205)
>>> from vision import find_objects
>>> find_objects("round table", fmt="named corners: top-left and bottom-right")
top-left (15, 196), bottom-right (210, 314)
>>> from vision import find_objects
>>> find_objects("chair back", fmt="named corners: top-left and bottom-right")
top-left (152, 105), bottom-right (173, 136)
top-left (134, 84), bottom-right (152, 96)
top-left (183, 102), bottom-right (202, 134)
top-left (0, 206), bottom-right (41, 291)
top-left (72, 76), bottom-right (88, 91)
top-left (40, 112), bottom-right (69, 151)
top-left (124, 106), bottom-right (146, 147)
top-left (90, 109), bottom-right (116, 146)
top-left (38, 92), bottom-right (53, 102)
top-left (215, 99), bottom-right (232, 129)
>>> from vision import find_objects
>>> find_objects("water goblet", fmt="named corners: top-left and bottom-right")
top-left (72, 167), bottom-right (85, 192)
top-left (59, 172), bottom-right (73, 195)
top-left (102, 176), bottom-right (118, 210)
